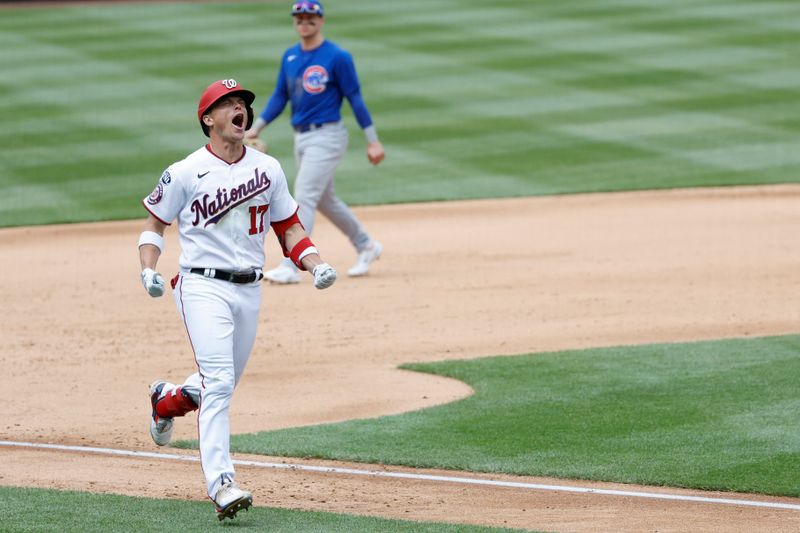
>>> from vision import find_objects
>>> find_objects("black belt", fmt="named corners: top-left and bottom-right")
top-left (189, 268), bottom-right (263, 284)
top-left (293, 122), bottom-right (333, 133)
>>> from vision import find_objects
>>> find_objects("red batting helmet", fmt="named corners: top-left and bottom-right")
top-left (197, 79), bottom-right (256, 137)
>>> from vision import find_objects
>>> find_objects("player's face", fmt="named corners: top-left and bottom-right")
top-left (206, 95), bottom-right (248, 141)
top-left (293, 13), bottom-right (323, 38)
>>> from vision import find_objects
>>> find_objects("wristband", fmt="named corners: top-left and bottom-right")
top-left (363, 125), bottom-right (379, 144)
top-left (289, 237), bottom-right (315, 270)
top-left (138, 230), bottom-right (164, 253)
top-left (297, 246), bottom-right (318, 263)
top-left (251, 117), bottom-right (267, 132)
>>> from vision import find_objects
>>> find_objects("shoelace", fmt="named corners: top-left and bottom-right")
top-left (216, 483), bottom-right (242, 506)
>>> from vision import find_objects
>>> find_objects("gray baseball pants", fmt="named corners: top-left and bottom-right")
top-left (279, 121), bottom-right (371, 268)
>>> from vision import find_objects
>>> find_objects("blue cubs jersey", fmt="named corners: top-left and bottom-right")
top-left (259, 40), bottom-right (373, 129)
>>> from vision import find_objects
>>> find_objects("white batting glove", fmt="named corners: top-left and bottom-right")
top-left (312, 263), bottom-right (337, 290)
top-left (141, 268), bottom-right (166, 297)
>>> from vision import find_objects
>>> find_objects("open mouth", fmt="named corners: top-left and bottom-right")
top-left (232, 113), bottom-right (245, 128)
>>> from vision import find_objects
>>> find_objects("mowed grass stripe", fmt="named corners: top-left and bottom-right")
top-left (561, 113), bottom-right (748, 141)
top-left (248, 148), bottom-right (800, 206)
top-left (525, 3), bottom-right (798, 177)
top-left (680, 142), bottom-right (800, 171)
top-left (679, 2), bottom-right (800, 20)
top-left (556, 102), bottom-right (799, 170)
top-left (726, 67), bottom-right (800, 89)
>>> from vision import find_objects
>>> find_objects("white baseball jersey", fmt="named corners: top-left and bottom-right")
top-left (143, 145), bottom-right (297, 272)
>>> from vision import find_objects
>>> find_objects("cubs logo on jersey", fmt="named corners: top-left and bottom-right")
top-left (303, 65), bottom-right (329, 94)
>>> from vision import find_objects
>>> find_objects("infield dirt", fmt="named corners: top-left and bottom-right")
top-left (2, 186), bottom-right (800, 532)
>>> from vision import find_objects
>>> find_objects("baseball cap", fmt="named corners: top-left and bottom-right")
top-left (197, 79), bottom-right (256, 137)
top-left (292, 0), bottom-right (324, 17)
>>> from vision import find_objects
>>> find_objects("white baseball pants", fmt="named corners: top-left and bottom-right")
top-left (173, 273), bottom-right (261, 498)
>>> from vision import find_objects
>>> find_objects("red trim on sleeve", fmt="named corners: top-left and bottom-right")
top-left (142, 200), bottom-right (171, 225)
top-left (270, 208), bottom-right (304, 258)
top-left (270, 208), bottom-right (303, 235)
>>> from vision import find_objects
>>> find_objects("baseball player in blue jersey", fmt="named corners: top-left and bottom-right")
top-left (246, 0), bottom-right (386, 284)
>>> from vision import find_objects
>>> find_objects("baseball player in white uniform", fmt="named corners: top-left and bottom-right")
top-left (137, 79), bottom-right (337, 521)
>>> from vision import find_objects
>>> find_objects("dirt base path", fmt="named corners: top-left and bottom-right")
top-left (2, 186), bottom-right (800, 532)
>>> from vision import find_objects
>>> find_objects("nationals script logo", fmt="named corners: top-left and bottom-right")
top-left (303, 65), bottom-right (329, 94)
top-left (191, 168), bottom-right (271, 227)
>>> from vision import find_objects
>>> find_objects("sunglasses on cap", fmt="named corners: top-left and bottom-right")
top-left (292, 2), bottom-right (323, 16)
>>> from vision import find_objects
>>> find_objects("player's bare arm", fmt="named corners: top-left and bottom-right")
top-left (282, 223), bottom-right (324, 269)
top-left (277, 220), bottom-right (337, 289)
top-left (244, 119), bottom-right (270, 154)
top-left (246, 118), bottom-right (266, 138)
top-left (139, 215), bottom-right (167, 269)
top-left (138, 214), bottom-right (168, 297)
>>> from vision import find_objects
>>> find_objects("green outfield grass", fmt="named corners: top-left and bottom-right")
top-left (0, 487), bottom-right (533, 533)
top-left (175, 335), bottom-right (800, 497)
top-left (1, 0), bottom-right (800, 226)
